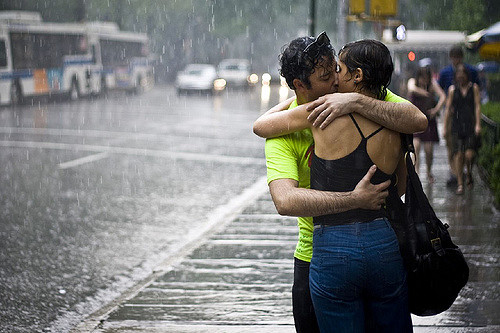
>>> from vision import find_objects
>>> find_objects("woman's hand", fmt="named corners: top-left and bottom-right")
top-left (428, 107), bottom-right (440, 120)
top-left (475, 123), bottom-right (481, 136)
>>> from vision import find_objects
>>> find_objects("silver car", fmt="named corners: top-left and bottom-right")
top-left (217, 59), bottom-right (252, 88)
top-left (175, 64), bottom-right (218, 94)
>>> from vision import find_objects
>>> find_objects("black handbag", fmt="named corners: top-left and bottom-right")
top-left (385, 134), bottom-right (469, 316)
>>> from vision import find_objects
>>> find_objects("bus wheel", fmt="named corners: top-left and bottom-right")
top-left (10, 83), bottom-right (23, 105)
top-left (69, 79), bottom-right (80, 101)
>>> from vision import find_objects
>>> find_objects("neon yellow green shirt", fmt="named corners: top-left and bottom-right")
top-left (265, 90), bottom-right (410, 262)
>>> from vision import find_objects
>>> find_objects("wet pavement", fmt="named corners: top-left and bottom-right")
top-left (0, 86), bottom-right (275, 332)
top-left (71, 123), bottom-right (500, 332)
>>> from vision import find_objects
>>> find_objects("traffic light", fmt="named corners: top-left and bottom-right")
top-left (408, 51), bottom-right (416, 62)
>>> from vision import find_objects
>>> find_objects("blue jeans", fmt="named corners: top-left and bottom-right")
top-left (310, 218), bottom-right (412, 333)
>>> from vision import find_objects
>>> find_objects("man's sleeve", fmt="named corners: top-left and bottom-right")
top-left (467, 64), bottom-right (481, 87)
top-left (265, 137), bottom-right (299, 184)
top-left (385, 89), bottom-right (410, 103)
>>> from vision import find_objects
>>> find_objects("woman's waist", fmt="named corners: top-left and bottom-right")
top-left (313, 209), bottom-right (387, 227)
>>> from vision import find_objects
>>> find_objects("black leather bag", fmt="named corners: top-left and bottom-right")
top-left (386, 134), bottom-right (469, 316)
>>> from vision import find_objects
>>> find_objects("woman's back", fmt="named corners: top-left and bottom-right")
top-left (312, 113), bottom-right (401, 174)
top-left (310, 113), bottom-right (401, 225)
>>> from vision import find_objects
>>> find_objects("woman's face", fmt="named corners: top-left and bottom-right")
top-left (417, 73), bottom-right (429, 87)
top-left (455, 67), bottom-right (468, 85)
top-left (336, 59), bottom-right (356, 93)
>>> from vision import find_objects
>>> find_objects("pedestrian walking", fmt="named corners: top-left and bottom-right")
top-left (438, 45), bottom-right (480, 187)
top-left (408, 65), bottom-right (446, 182)
top-left (443, 64), bottom-right (481, 195)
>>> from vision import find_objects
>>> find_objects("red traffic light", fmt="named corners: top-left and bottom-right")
top-left (408, 51), bottom-right (416, 61)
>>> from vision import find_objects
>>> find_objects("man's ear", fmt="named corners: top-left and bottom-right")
top-left (354, 68), bottom-right (363, 83)
top-left (293, 78), bottom-right (306, 91)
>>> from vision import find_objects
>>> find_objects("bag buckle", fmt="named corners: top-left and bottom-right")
top-left (431, 237), bottom-right (445, 256)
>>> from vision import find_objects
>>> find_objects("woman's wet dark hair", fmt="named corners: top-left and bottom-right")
top-left (279, 36), bottom-right (336, 90)
top-left (454, 63), bottom-right (470, 82)
top-left (415, 66), bottom-right (432, 89)
top-left (339, 39), bottom-right (393, 100)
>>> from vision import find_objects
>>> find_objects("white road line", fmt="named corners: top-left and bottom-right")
top-left (58, 152), bottom-right (109, 170)
top-left (0, 140), bottom-right (264, 165)
top-left (0, 127), bottom-right (262, 148)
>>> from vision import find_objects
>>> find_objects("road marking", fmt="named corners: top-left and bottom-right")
top-left (58, 152), bottom-right (109, 169)
top-left (0, 127), bottom-right (262, 148)
top-left (0, 140), bottom-right (264, 165)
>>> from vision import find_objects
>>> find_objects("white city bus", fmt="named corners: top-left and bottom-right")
top-left (0, 11), bottom-right (154, 105)
top-left (0, 11), bottom-right (101, 105)
top-left (85, 21), bottom-right (154, 94)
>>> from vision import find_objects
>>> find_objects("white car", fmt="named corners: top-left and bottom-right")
top-left (175, 64), bottom-right (218, 94)
top-left (217, 59), bottom-right (252, 88)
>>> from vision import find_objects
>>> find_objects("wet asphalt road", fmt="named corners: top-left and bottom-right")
top-left (0, 85), bottom-right (284, 332)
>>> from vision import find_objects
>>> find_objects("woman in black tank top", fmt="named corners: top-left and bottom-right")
top-left (443, 64), bottom-right (481, 195)
top-left (307, 40), bottom-right (411, 333)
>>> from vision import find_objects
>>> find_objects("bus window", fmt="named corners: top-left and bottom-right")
top-left (10, 32), bottom-right (86, 70)
top-left (100, 39), bottom-right (142, 66)
top-left (0, 40), bottom-right (6, 67)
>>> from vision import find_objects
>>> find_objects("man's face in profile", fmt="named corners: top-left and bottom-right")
top-left (304, 56), bottom-right (339, 102)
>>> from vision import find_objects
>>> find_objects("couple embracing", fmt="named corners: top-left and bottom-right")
top-left (253, 32), bottom-right (427, 332)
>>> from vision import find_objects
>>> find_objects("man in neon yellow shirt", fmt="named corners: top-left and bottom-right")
top-left (253, 33), bottom-right (427, 333)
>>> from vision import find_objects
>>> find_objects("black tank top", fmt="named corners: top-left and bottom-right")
top-left (311, 114), bottom-right (392, 226)
top-left (451, 84), bottom-right (475, 138)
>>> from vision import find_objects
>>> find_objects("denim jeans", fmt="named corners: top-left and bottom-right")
top-left (309, 218), bottom-right (413, 333)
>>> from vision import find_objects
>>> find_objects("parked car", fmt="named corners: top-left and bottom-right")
top-left (217, 59), bottom-right (253, 88)
top-left (175, 64), bottom-right (218, 94)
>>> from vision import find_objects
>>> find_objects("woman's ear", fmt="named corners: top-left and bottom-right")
top-left (354, 68), bottom-right (363, 83)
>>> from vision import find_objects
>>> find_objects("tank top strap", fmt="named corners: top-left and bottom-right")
top-left (348, 113), bottom-right (365, 139)
top-left (348, 113), bottom-right (384, 140)
top-left (365, 126), bottom-right (385, 140)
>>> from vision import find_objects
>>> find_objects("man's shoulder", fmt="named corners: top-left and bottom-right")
top-left (439, 65), bottom-right (454, 75)
top-left (385, 89), bottom-right (409, 103)
top-left (464, 63), bottom-right (478, 72)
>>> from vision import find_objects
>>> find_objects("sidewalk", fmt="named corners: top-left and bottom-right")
top-left (73, 140), bottom-right (500, 333)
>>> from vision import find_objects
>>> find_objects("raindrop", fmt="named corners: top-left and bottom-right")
top-left (58, 289), bottom-right (66, 295)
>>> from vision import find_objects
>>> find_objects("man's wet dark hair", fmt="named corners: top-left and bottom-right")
top-left (339, 39), bottom-right (393, 100)
top-left (449, 45), bottom-right (464, 59)
top-left (279, 35), bottom-right (336, 90)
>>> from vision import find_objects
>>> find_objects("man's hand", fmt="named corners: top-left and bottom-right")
top-left (353, 165), bottom-right (390, 210)
top-left (306, 93), bottom-right (360, 129)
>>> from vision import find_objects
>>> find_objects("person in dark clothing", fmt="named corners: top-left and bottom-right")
top-left (408, 66), bottom-right (446, 182)
top-left (438, 45), bottom-right (480, 187)
top-left (443, 64), bottom-right (481, 195)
